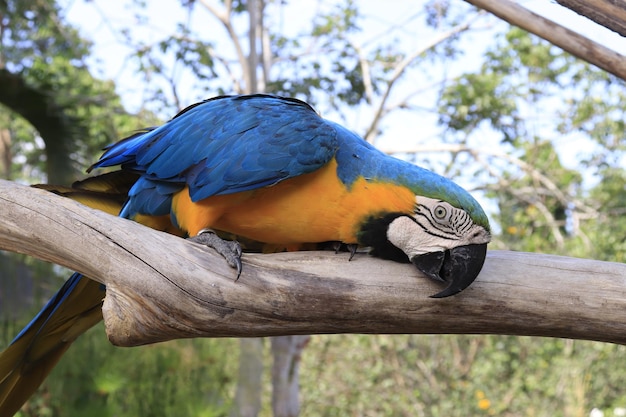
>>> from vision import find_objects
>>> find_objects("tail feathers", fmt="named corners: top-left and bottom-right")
top-left (33, 171), bottom-right (138, 217)
top-left (71, 170), bottom-right (140, 194)
top-left (34, 172), bottom-right (186, 236)
top-left (0, 273), bottom-right (104, 416)
top-left (0, 339), bottom-right (71, 417)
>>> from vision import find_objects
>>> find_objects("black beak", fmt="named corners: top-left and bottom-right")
top-left (411, 243), bottom-right (488, 298)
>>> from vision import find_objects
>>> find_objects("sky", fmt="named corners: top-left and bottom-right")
top-left (60, 1), bottom-right (486, 151)
top-left (58, 0), bottom-right (626, 207)
top-left (60, 0), bottom-right (626, 131)
top-left (59, 0), bottom-right (626, 107)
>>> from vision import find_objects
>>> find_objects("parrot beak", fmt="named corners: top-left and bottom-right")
top-left (411, 243), bottom-right (488, 298)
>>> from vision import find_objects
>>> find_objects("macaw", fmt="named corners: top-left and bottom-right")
top-left (0, 94), bottom-right (490, 415)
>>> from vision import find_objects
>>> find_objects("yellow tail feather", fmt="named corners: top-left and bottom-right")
top-left (0, 275), bottom-right (103, 417)
top-left (0, 172), bottom-right (138, 416)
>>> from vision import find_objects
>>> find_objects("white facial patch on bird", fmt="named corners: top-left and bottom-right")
top-left (386, 196), bottom-right (491, 258)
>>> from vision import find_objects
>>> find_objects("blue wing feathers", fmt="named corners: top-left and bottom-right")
top-left (120, 178), bottom-right (176, 218)
top-left (93, 95), bottom-right (339, 217)
top-left (90, 94), bottom-right (487, 227)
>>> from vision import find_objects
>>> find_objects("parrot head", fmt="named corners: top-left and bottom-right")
top-left (358, 196), bottom-right (491, 298)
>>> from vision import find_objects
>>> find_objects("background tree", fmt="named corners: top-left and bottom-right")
top-left (0, 0), bottom-right (152, 184)
top-left (2, 0), bottom-right (626, 416)
top-left (0, 0), bottom-right (157, 332)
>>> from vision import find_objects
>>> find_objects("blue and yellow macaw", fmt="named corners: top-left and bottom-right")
top-left (0, 94), bottom-right (490, 415)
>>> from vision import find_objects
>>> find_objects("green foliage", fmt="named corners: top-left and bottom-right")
top-left (439, 26), bottom-right (626, 263)
top-left (268, 0), bottom-right (377, 107)
top-left (0, 108), bottom-right (45, 180)
top-left (0, 320), bottom-right (235, 417)
top-left (0, 0), bottom-right (151, 182)
top-left (439, 72), bottom-right (521, 142)
top-left (495, 140), bottom-right (582, 254)
top-left (0, 0), bottom-right (90, 70)
top-left (579, 167), bottom-right (626, 263)
top-left (439, 27), bottom-right (576, 144)
top-left (299, 334), bottom-right (626, 417)
top-left (6, 316), bottom-right (625, 417)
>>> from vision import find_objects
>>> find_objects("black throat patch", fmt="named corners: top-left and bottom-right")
top-left (357, 212), bottom-right (412, 263)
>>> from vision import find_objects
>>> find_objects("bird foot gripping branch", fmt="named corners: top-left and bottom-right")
top-left (191, 229), bottom-right (243, 279)
top-left (0, 94), bottom-right (490, 416)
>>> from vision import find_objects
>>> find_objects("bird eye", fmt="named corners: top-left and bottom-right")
top-left (434, 205), bottom-right (447, 220)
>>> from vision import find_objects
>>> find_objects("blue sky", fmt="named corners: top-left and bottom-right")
top-left (58, 0), bottom-right (626, 212)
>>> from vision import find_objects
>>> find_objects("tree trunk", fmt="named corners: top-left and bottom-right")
top-left (227, 0), bottom-right (308, 414)
top-left (0, 129), bottom-right (10, 179)
top-left (271, 336), bottom-right (310, 417)
top-left (229, 338), bottom-right (264, 417)
top-left (0, 69), bottom-right (77, 184)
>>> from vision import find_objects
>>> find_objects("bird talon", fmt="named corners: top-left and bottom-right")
top-left (332, 242), bottom-right (342, 254)
top-left (189, 229), bottom-right (243, 279)
top-left (347, 244), bottom-right (358, 261)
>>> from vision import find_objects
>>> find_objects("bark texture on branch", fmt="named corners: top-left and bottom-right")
top-left (1, 180), bottom-right (626, 346)
top-left (465, 0), bottom-right (626, 81)
top-left (556, 0), bottom-right (626, 37)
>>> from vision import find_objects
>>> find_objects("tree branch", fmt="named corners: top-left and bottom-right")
top-left (1, 180), bottom-right (625, 346)
top-left (464, 0), bottom-right (626, 81)
top-left (197, 0), bottom-right (251, 93)
top-left (555, 0), bottom-right (626, 37)
top-left (363, 14), bottom-right (480, 143)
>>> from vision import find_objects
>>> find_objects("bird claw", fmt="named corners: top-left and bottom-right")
top-left (189, 229), bottom-right (243, 280)
top-left (347, 244), bottom-right (358, 261)
top-left (330, 242), bottom-right (359, 261)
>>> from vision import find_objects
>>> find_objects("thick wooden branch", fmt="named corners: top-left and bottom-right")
top-left (556, 0), bottom-right (626, 37)
top-left (1, 179), bottom-right (626, 346)
top-left (464, 0), bottom-right (626, 81)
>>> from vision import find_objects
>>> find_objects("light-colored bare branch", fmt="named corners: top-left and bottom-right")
top-left (247, 0), bottom-right (260, 93)
top-left (1, 180), bottom-right (625, 347)
top-left (363, 13), bottom-right (483, 143)
top-left (464, 0), bottom-right (626, 80)
top-left (197, 0), bottom-right (251, 92)
top-left (260, 4), bottom-right (272, 90)
top-left (348, 40), bottom-right (374, 104)
top-left (207, 46), bottom-right (243, 93)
